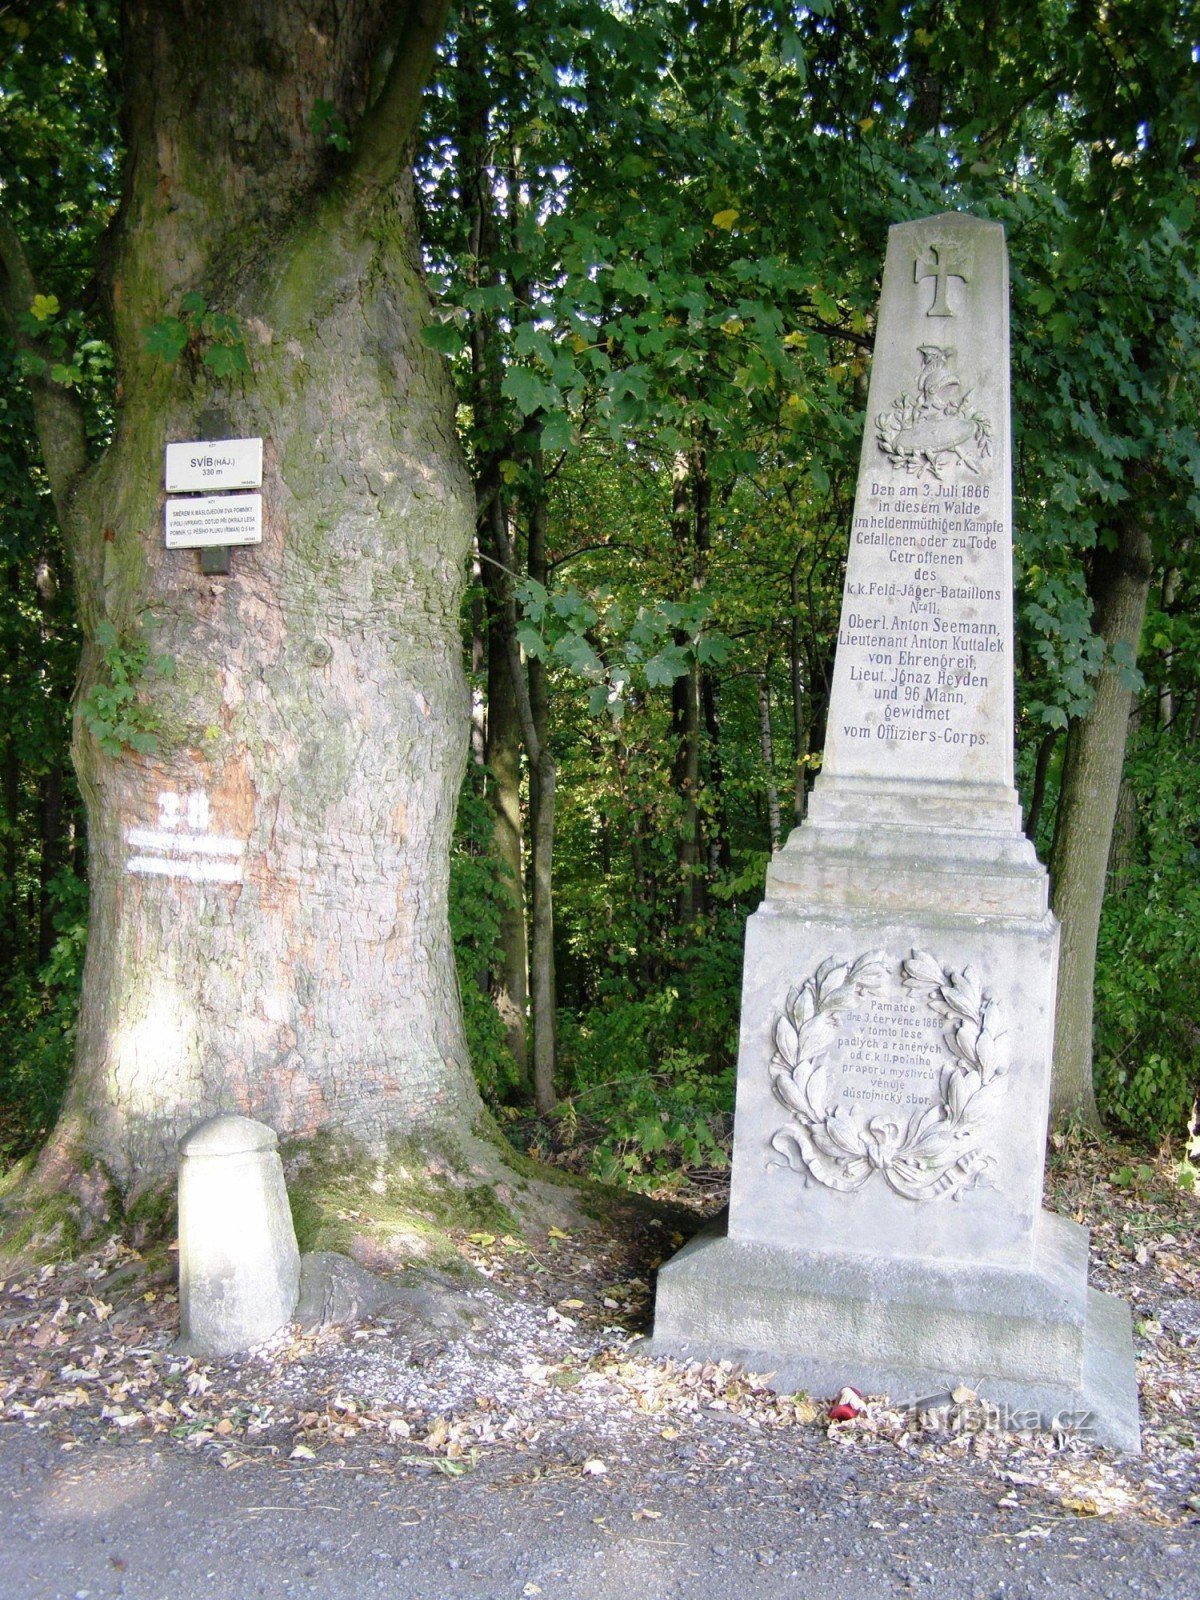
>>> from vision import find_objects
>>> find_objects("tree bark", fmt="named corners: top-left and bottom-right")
top-left (1024, 727), bottom-right (1059, 846)
top-left (1050, 511), bottom-right (1154, 1129)
top-left (3, 0), bottom-right (482, 1183)
top-left (758, 672), bottom-right (782, 852)
top-left (453, 20), bottom-right (532, 1092)
top-left (489, 509), bottom-right (556, 1115)
top-left (670, 448), bottom-right (703, 921)
top-left (483, 546), bottom-right (530, 1085)
top-left (788, 548), bottom-right (809, 827)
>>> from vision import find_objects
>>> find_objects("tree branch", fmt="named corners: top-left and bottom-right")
top-left (348, 0), bottom-right (453, 194)
top-left (0, 207), bottom-right (90, 525)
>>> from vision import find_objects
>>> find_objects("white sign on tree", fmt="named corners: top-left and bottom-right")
top-left (164, 436), bottom-right (263, 493)
top-left (164, 492), bottom-right (262, 549)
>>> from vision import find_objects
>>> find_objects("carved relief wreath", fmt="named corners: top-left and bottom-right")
top-left (768, 950), bottom-right (1006, 1202)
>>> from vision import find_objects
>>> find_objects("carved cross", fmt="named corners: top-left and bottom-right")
top-left (914, 242), bottom-right (969, 318)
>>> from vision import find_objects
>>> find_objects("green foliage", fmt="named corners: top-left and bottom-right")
top-left (310, 97), bottom-right (350, 153)
top-left (78, 619), bottom-right (174, 757)
top-left (1093, 727), bottom-right (1200, 1142)
top-left (143, 294), bottom-right (251, 377)
top-left (555, 989), bottom-right (732, 1193)
top-left (1109, 1162), bottom-right (1154, 1193)
top-left (15, 294), bottom-right (112, 393)
top-left (514, 577), bottom-right (729, 721)
top-left (0, 870), bottom-right (87, 1156)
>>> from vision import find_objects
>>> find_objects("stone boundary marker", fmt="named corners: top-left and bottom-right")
top-left (177, 1113), bottom-right (300, 1356)
top-left (649, 212), bottom-right (1140, 1452)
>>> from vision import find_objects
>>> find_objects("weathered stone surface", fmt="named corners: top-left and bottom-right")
top-left (177, 1113), bottom-right (300, 1355)
top-left (294, 1250), bottom-right (479, 1335)
top-left (727, 909), bottom-right (1059, 1267)
top-left (651, 1224), bottom-right (1141, 1454)
top-left (295, 1251), bottom-right (396, 1330)
top-left (649, 213), bottom-right (1140, 1450)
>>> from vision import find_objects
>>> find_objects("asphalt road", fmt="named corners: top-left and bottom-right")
top-left (1, 1424), bottom-right (1195, 1600)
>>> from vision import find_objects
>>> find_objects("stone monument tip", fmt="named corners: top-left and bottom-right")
top-left (178, 1111), bottom-right (280, 1158)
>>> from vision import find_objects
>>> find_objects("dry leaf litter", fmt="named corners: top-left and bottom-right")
top-left (0, 1139), bottom-right (1196, 1543)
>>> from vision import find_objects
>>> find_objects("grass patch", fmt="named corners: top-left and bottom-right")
top-left (283, 1130), bottom-right (523, 1277)
top-left (0, 1155), bottom-right (85, 1266)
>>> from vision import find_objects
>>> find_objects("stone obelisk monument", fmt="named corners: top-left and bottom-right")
top-left (650, 213), bottom-right (1140, 1451)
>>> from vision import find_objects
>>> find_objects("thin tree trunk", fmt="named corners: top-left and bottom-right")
top-left (758, 672), bottom-right (782, 852)
top-left (490, 509), bottom-right (556, 1115)
top-left (483, 537), bottom-right (530, 1088)
top-left (1, 738), bottom-right (19, 971)
top-left (1050, 508), bottom-right (1154, 1129)
top-left (1157, 565), bottom-right (1180, 727)
top-left (1024, 727), bottom-right (1059, 846)
top-left (613, 736), bottom-right (654, 987)
top-left (37, 765), bottom-right (65, 966)
top-left (469, 541), bottom-right (486, 769)
top-left (482, 129), bottom-right (557, 1113)
top-left (701, 672), bottom-right (731, 875)
top-left (454, 25), bottom-right (532, 1093)
top-left (670, 447), bottom-right (708, 920)
top-left (789, 551), bottom-right (809, 828)
top-left (36, 554), bottom-right (66, 965)
top-left (523, 471), bottom-right (557, 1112)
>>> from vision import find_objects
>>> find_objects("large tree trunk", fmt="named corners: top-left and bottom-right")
top-left (4, 0), bottom-right (482, 1183)
top-left (1049, 511), bottom-right (1154, 1128)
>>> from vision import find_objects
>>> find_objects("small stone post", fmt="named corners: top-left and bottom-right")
top-left (177, 1113), bottom-right (300, 1355)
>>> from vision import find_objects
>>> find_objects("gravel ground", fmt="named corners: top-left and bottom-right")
top-left (0, 1140), bottom-right (1196, 1598)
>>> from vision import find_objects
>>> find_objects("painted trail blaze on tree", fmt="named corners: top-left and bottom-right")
top-left (3, 0), bottom-right (483, 1181)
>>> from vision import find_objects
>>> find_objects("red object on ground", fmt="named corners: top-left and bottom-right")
top-left (828, 1386), bottom-right (865, 1421)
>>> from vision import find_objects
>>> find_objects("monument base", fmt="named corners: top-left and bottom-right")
top-left (648, 1213), bottom-right (1140, 1453)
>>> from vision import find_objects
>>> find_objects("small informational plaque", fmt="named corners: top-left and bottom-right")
top-left (165, 492), bottom-right (262, 549)
top-left (165, 437), bottom-right (262, 493)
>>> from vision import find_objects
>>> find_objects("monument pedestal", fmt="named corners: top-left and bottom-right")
top-left (648, 213), bottom-right (1140, 1451)
top-left (651, 822), bottom-right (1140, 1449)
top-left (651, 1220), bottom-right (1140, 1452)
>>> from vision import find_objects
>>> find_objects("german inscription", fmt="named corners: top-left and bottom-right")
top-left (834, 470), bottom-right (1003, 754)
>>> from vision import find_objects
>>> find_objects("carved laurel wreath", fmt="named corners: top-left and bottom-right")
top-left (768, 950), bottom-right (1006, 1203)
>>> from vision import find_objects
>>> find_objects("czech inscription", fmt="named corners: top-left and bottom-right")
top-left (165, 492), bottom-right (262, 550)
top-left (767, 951), bottom-right (1006, 1202)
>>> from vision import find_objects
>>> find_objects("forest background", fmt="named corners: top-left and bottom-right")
top-left (0, 0), bottom-right (1197, 1198)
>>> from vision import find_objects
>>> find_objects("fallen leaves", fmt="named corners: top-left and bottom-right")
top-left (0, 1138), bottom-right (1193, 1537)
top-left (590, 1350), bottom-right (822, 1432)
